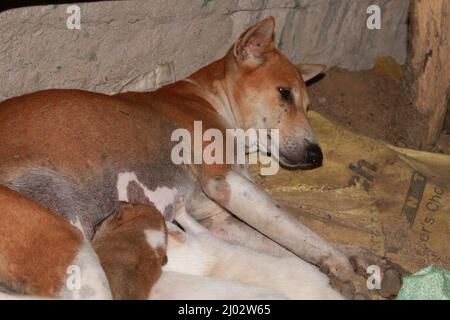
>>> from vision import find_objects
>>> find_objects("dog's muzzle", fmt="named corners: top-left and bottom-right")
top-left (278, 140), bottom-right (323, 170)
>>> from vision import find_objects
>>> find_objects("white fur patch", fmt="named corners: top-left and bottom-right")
top-left (70, 216), bottom-right (86, 238)
top-left (58, 240), bottom-right (112, 300)
top-left (145, 229), bottom-right (166, 249)
top-left (116, 172), bottom-right (177, 215)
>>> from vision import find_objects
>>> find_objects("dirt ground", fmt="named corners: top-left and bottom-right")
top-left (308, 62), bottom-right (450, 155)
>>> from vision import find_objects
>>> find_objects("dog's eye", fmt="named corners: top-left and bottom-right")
top-left (277, 87), bottom-right (293, 103)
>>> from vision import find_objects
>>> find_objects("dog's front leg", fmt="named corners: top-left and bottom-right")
top-left (201, 171), bottom-right (356, 285)
top-left (187, 191), bottom-right (295, 257)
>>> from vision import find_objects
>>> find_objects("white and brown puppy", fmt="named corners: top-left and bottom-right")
top-left (93, 200), bottom-right (341, 300)
top-left (0, 185), bottom-right (111, 300)
top-left (92, 202), bottom-right (168, 300)
top-left (92, 202), bottom-right (285, 300)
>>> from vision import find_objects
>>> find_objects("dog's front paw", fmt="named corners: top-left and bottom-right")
top-left (336, 245), bottom-right (409, 299)
top-left (319, 245), bottom-right (409, 299)
top-left (319, 256), bottom-right (369, 300)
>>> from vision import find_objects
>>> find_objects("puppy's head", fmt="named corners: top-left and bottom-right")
top-left (93, 202), bottom-right (168, 265)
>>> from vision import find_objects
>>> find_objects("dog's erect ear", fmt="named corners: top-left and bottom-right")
top-left (296, 64), bottom-right (326, 82)
top-left (233, 16), bottom-right (275, 68)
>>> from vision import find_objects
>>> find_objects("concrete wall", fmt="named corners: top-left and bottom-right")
top-left (0, 0), bottom-right (410, 101)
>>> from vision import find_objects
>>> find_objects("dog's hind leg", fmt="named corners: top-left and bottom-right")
top-left (187, 191), bottom-right (294, 257)
top-left (200, 211), bottom-right (295, 258)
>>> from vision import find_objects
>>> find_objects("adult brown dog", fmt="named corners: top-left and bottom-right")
top-left (0, 17), bottom-right (402, 297)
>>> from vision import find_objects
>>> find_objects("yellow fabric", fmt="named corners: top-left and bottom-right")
top-left (252, 111), bottom-right (450, 272)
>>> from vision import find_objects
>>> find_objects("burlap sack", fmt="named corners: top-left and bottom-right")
top-left (252, 111), bottom-right (450, 273)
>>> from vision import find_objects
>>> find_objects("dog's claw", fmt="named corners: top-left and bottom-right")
top-left (328, 274), bottom-right (372, 300)
top-left (328, 276), bottom-right (354, 299)
top-left (354, 293), bottom-right (370, 300)
top-left (380, 268), bottom-right (403, 298)
top-left (339, 280), bottom-right (356, 300)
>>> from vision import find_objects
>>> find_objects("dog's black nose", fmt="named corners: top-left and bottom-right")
top-left (306, 144), bottom-right (323, 166)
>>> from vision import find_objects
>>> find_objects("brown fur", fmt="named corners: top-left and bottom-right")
top-left (0, 185), bottom-right (83, 297)
top-left (92, 203), bottom-right (167, 300)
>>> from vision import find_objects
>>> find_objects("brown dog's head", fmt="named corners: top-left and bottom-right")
top-left (225, 16), bottom-right (325, 169)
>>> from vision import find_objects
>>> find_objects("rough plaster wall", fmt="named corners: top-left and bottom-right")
top-left (0, 0), bottom-right (409, 101)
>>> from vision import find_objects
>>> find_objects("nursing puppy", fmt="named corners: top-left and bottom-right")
top-left (91, 200), bottom-right (337, 300)
top-left (92, 202), bottom-right (285, 300)
top-left (92, 202), bottom-right (168, 300)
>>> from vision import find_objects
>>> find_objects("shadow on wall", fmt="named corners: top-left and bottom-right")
top-left (0, 1), bottom-right (121, 13)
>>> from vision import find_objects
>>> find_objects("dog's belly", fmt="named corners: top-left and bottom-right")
top-left (116, 170), bottom-right (193, 220)
top-left (4, 165), bottom-right (196, 239)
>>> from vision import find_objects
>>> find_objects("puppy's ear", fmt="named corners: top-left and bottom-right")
top-left (93, 202), bottom-right (130, 237)
top-left (93, 213), bottom-right (117, 239)
top-left (233, 16), bottom-right (275, 68)
top-left (117, 201), bottom-right (134, 216)
top-left (296, 64), bottom-right (326, 82)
